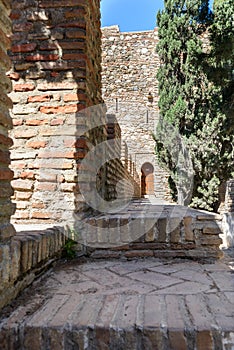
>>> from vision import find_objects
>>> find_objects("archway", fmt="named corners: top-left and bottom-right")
top-left (141, 162), bottom-right (154, 196)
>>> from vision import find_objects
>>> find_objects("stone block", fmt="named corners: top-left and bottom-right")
top-left (157, 218), bottom-right (167, 243)
top-left (184, 216), bottom-right (194, 241)
top-left (0, 223), bottom-right (16, 241)
top-left (200, 236), bottom-right (223, 246)
top-left (203, 226), bottom-right (222, 235)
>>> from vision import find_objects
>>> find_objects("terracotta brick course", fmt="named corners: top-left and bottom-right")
top-left (14, 83), bottom-right (35, 92)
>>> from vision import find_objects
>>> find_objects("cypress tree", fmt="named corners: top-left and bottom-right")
top-left (155, 0), bottom-right (233, 211)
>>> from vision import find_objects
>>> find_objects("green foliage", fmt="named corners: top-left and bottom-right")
top-left (62, 239), bottom-right (77, 259)
top-left (155, 0), bottom-right (234, 211)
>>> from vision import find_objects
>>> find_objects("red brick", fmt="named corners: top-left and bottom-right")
top-left (63, 93), bottom-right (79, 102)
top-left (60, 20), bottom-right (86, 29)
top-left (50, 118), bottom-right (64, 126)
top-left (38, 82), bottom-right (77, 91)
top-left (65, 8), bottom-right (86, 19)
top-left (13, 119), bottom-right (23, 126)
top-left (60, 183), bottom-right (76, 192)
top-left (11, 43), bottom-right (37, 53)
top-left (66, 29), bottom-right (86, 39)
top-left (39, 43), bottom-right (58, 51)
top-left (27, 141), bottom-right (47, 149)
top-left (38, 150), bottom-right (74, 159)
top-left (40, 104), bottom-right (82, 114)
top-left (13, 22), bottom-right (33, 32)
top-left (11, 179), bottom-right (33, 191)
top-left (63, 93), bottom-right (87, 102)
top-left (16, 201), bottom-right (28, 209)
top-left (63, 138), bottom-right (76, 147)
top-left (35, 160), bottom-right (73, 169)
top-left (27, 95), bottom-right (51, 103)
top-left (62, 53), bottom-right (86, 61)
top-left (26, 54), bottom-right (59, 61)
top-left (7, 72), bottom-right (20, 80)
top-left (26, 119), bottom-right (48, 126)
top-left (59, 41), bottom-right (85, 50)
top-left (13, 211), bottom-right (29, 219)
top-left (11, 161), bottom-right (25, 169)
top-left (15, 191), bottom-right (32, 200)
top-left (50, 72), bottom-right (60, 78)
top-left (14, 84), bottom-right (35, 92)
top-left (35, 183), bottom-right (57, 191)
top-left (32, 202), bottom-right (45, 209)
top-left (20, 171), bottom-right (35, 180)
top-left (39, 0), bottom-right (87, 8)
top-left (14, 129), bottom-right (37, 139)
top-left (10, 10), bottom-right (21, 20)
top-left (31, 212), bottom-right (53, 219)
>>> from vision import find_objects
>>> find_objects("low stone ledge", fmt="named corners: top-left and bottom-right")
top-left (0, 226), bottom-right (66, 310)
top-left (84, 206), bottom-right (224, 261)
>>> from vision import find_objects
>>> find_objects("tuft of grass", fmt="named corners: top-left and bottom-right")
top-left (62, 238), bottom-right (77, 259)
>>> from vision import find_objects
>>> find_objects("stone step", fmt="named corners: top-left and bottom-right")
top-left (0, 257), bottom-right (233, 350)
top-left (71, 200), bottom-right (223, 261)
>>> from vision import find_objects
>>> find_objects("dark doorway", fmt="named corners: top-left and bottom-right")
top-left (141, 162), bottom-right (154, 196)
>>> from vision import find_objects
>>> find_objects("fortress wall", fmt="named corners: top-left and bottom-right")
top-left (101, 25), bottom-right (171, 200)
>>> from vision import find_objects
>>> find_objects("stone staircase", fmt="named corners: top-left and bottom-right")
top-left (0, 199), bottom-right (233, 350)
top-left (76, 199), bottom-right (223, 261)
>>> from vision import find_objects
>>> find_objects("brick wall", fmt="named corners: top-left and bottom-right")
top-left (9, 0), bottom-right (105, 224)
top-left (0, 0), bottom-right (16, 241)
top-left (101, 25), bottom-right (171, 200)
top-left (105, 114), bottom-right (140, 201)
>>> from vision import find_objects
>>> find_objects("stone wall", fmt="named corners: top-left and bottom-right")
top-left (105, 114), bottom-right (140, 201)
top-left (0, 226), bottom-right (66, 310)
top-left (84, 206), bottom-right (223, 261)
top-left (9, 0), bottom-right (105, 224)
top-left (0, 0), bottom-right (16, 241)
top-left (101, 25), bottom-right (171, 200)
top-left (221, 180), bottom-right (234, 247)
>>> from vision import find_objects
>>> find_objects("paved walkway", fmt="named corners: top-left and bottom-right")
top-left (0, 252), bottom-right (234, 349)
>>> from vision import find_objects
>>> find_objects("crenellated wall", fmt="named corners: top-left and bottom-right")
top-left (101, 25), bottom-right (171, 200)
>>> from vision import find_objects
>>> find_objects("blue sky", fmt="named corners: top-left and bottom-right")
top-left (101, 0), bottom-right (214, 32)
top-left (101, 0), bottom-right (163, 31)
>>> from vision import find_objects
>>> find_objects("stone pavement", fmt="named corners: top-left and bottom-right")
top-left (0, 252), bottom-right (234, 349)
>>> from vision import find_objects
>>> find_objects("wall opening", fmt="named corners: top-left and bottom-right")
top-left (141, 162), bottom-right (154, 196)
